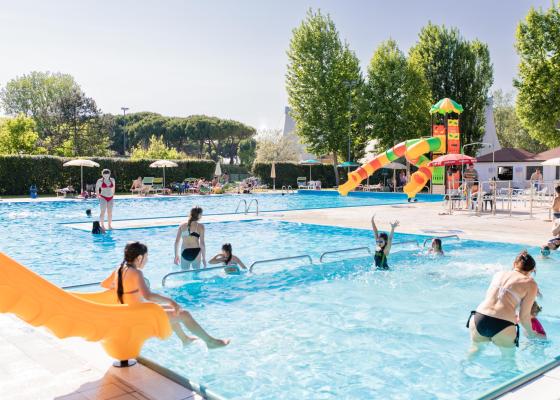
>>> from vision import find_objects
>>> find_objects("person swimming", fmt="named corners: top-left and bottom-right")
top-left (540, 237), bottom-right (560, 258)
top-left (86, 209), bottom-right (92, 217)
top-left (101, 241), bottom-right (229, 349)
top-left (427, 238), bottom-right (444, 256)
top-left (174, 207), bottom-right (206, 270)
top-left (208, 243), bottom-right (247, 274)
top-left (371, 215), bottom-right (399, 270)
top-left (467, 250), bottom-right (539, 352)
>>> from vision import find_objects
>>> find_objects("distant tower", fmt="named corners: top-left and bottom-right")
top-left (282, 106), bottom-right (314, 160)
top-left (478, 97), bottom-right (501, 157)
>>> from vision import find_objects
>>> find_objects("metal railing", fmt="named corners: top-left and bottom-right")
top-left (391, 239), bottom-right (421, 247)
top-left (281, 185), bottom-right (294, 195)
top-left (319, 246), bottom-right (371, 263)
top-left (62, 281), bottom-right (101, 290)
top-left (249, 255), bottom-right (312, 272)
top-left (162, 266), bottom-right (228, 287)
top-left (235, 199), bottom-right (248, 214)
top-left (421, 234), bottom-right (461, 248)
top-left (247, 199), bottom-right (259, 215)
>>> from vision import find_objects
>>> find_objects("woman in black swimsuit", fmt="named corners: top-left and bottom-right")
top-left (467, 251), bottom-right (539, 353)
top-left (371, 215), bottom-right (399, 269)
top-left (174, 207), bottom-right (206, 270)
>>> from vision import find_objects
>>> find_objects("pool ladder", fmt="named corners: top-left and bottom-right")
top-left (281, 185), bottom-right (294, 195)
top-left (235, 199), bottom-right (259, 215)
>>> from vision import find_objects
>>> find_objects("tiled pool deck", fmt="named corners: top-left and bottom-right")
top-left (0, 195), bottom-right (557, 399)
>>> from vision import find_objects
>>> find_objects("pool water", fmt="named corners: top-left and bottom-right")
top-left (1, 199), bottom-right (557, 399)
top-left (135, 223), bottom-right (559, 400)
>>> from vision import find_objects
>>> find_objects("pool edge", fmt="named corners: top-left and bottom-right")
top-left (137, 355), bottom-right (228, 400)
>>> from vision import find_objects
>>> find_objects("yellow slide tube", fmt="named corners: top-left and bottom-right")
top-left (0, 252), bottom-right (172, 360)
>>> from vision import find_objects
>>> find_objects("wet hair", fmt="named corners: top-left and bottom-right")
top-left (187, 206), bottom-right (203, 229)
top-left (102, 169), bottom-right (110, 175)
top-left (117, 242), bottom-right (148, 304)
top-left (222, 243), bottom-right (233, 265)
top-left (556, 186), bottom-right (560, 194)
top-left (541, 246), bottom-right (551, 256)
top-left (92, 221), bottom-right (103, 234)
top-left (531, 301), bottom-right (542, 316)
top-left (378, 232), bottom-right (389, 251)
top-left (432, 238), bottom-right (442, 251)
top-left (86, 209), bottom-right (92, 217)
top-left (514, 250), bottom-right (536, 272)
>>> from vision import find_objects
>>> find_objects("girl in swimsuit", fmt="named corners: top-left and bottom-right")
top-left (174, 207), bottom-right (206, 270)
top-left (427, 238), bottom-right (444, 256)
top-left (209, 243), bottom-right (247, 275)
top-left (467, 250), bottom-right (539, 353)
top-left (95, 169), bottom-right (116, 230)
top-left (371, 215), bottom-right (399, 270)
top-left (101, 242), bottom-right (229, 348)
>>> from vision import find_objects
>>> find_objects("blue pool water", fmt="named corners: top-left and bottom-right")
top-left (1, 198), bottom-right (558, 399)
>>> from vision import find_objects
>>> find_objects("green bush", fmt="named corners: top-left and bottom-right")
top-left (0, 155), bottom-right (215, 195)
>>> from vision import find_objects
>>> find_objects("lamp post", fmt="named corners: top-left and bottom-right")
top-left (121, 107), bottom-right (129, 155)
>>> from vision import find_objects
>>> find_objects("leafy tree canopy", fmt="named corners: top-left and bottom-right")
top-left (0, 114), bottom-right (44, 155)
top-left (130, 135), bottom-right (189, 160)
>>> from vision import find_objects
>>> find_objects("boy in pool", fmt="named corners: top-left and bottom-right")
top-left (209, 243), bottom-right (247, 275)
top-left (427, 238), bottom-right (444, 256)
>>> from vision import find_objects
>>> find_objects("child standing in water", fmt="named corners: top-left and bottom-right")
top-left (530, 302), bottom-right (546, 339)
top-left (428, 238), bottom-right (444, 256)
top-left (371, 215), bottom-right (399, 269)
top-left (209, 243), bottom-right (247, 275)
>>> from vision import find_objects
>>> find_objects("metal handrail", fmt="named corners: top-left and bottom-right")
top-left (391, 239), bottom-right (421, 247)
top-left (162, 266), bottom-right (228, 287)
top-left (319, 246), bottom-right (372, 263)
top-left (422, 234), bottom-right (461, 248)
top-left (62, 281), bottom-right (101, 290)
top-left (235, 199), bottom-right (247, 214)
top-left (247, 199), bottom-right (259, 215)
top-left (249, 255), bottom-right (312, 272)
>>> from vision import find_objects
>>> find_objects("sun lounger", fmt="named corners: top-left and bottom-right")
top-left (140, 177), bottom-right (155, 196)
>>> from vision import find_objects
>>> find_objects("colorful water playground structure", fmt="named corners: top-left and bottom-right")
top-left (338, 97), bottom-right (464, 198)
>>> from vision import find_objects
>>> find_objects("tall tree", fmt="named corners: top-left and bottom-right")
top-left (0, 114), bottom-right (43, 155)
top-left (255, 129), bottom-right (300, 163)
top-left (286, 9), bottom-right (363, 184)
top-left (515, 2), bottom-right (560, 147)
top-left (238, 138), bottom-right (257, 167)
top-left (409, 23), bottom-right (493, 155)
top-left (492, 90), bottom-right (547, 153)
top-left (364, 39), bottom-right (431, 150)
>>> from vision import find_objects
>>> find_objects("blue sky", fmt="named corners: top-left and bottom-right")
top-left (0, 0), bottom-right (551, 129)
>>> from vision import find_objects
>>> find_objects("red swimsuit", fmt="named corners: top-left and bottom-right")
top-left (99, 179), bottom-right (114, 202)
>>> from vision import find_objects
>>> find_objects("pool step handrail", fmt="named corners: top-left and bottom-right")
top-left (235, 199), bottom-right (248, 214)
top-left (162, 266), bottom-right (229, 287)
top-left (319, 246), bottom-right (372, 263)
top-left (247, 199), bottom-right (259, 215)
top-left (62, 281), bottom-right (102, 290)
top-left (249, 254), bottom-right (312, 272)
top-left (391, 239), bottom-right (421, 247)
top-left (281, 185), bottom-right (294, 195)
top-left (421, 234), bottom-right (461, 248)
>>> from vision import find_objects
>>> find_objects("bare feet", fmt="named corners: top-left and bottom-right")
top-left (206, 338), bottom-right (230, 349)
top-left (107, 225), bottom-right (113, 230)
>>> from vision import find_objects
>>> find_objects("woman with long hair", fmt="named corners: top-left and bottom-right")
top-left (101, 241), bottom-right (229, 348)
top-left (467, 250), bottom-right (539, 353)
top-left (174, 207), bottom-right (206, 270)
top-left (209, 243), bottom-right (247, 274)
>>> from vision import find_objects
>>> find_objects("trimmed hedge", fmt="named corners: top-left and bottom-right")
top-left (253, 162), bottom-right (392, 188)
top-left (0, 155), bottom-right (215, 195)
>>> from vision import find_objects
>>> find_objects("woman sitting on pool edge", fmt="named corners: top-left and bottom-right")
top-left (371, 215), bottom-right (399, 269)
top-left (209, 243), bottom-right (247, 274)
top-left (467, 250), bottom-right (539, 353)
top-left (102, 241), bottom-right (229, 349)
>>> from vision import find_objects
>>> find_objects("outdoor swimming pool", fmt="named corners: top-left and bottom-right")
top-left (0, 199), bottom-right (557, 399)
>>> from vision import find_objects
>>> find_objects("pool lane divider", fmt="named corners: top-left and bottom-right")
top-left (476, 355), bottom-right (560, 400)
top-left (137, 356), bottom-right (227, 400)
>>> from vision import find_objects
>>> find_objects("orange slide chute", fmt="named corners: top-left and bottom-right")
top-left (338, 136), bottom-right (444, 198)
top-left (0, 252), bottom-right (172, 360)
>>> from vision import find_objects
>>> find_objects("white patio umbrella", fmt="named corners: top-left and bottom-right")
top-left (214, 161), bottom-right (222, 177)
top-left (62, 159), bottom-right (100, 193)
top-left (149, 160), bottom-right (178, 189)
top-left (271, 162), bottom-right (276, 191)
top-left (542, 157), bottom-right (560, 166)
